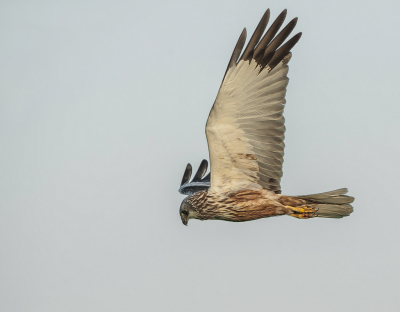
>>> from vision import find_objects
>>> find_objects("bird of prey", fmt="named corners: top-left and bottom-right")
top-left (178, 9), bottom-right (354, 226)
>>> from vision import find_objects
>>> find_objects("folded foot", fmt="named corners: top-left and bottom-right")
top-left (287, 206), bottom-right (316, 219)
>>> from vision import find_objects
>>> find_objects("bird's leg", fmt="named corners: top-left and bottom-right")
top-left (287, 206), bottom-right (316, 219)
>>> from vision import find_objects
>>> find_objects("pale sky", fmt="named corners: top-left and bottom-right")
top-left (1, 1), bottom-right (400, 311)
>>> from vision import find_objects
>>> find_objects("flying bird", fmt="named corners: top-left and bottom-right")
top-left (178, 9), bottom-right (354, 226)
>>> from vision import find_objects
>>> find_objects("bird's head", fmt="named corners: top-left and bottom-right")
top-left (179, 197), bottom-right (197, 226)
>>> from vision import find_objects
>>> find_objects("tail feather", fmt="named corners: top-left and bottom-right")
top-left (314, 204), bottom-right (353, 218)
top-left (295, 188), bottom-right (354, 218)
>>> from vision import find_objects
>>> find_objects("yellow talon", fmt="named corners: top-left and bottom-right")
top-left (287, 205), bottom-right (314, 213)
top-left (290, 213), bottom-right (310, 219)
top-left (287, 206), bottom-right (316, 219)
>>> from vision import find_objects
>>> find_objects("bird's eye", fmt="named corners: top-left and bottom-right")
top-left (182, 210), bottom-right (189, 215)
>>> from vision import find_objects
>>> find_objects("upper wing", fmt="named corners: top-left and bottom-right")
top-left (206, 9), bottom-right (301, 194)
top-left (179, 159), bottom-right (210, 195)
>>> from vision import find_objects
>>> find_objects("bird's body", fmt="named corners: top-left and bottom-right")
top-left (184, 189), bottom-right (288, 223)
top-left (178, 9), bottom-right (354, 225)
top-left (181, 188), bottom-right (352, 225)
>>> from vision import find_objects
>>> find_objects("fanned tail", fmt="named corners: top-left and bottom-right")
top-left (295, 188), bottom-right (354, 218)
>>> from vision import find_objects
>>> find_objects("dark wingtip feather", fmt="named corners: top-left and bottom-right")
top-left (267, 32), bottom-right (302, 70)
top-left (180, 163), bottom-right (192, 187)
top-left (258, 51), bottom-right (275, 72)
top-left (227, 28), bottom-right (247, 69)
top-left (253, 9), bottom-right (288, 62)
top-left (263, 17), bottom-right (298, 57)
top-left (240, 9), bottom-right (270, 62)
top-left (192, 159), bottom-right (208, 182)
top-left (202, 172), bottom-right (210, 183)
top-left (179, 161), bottom-right (211, 195)
top-left (224, 9), bottom-right (301, 80)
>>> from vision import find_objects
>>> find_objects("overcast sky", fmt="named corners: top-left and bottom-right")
top-left (1, 1), bottom-right (400, 311)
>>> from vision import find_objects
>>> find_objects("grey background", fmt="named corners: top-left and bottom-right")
top-left (1, 0), bottom-right (399, 311)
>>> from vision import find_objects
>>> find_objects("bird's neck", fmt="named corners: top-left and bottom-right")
top-left (187, 190), bottom-right (208, 211)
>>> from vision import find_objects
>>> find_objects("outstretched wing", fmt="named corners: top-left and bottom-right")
top-left (206, 9), bottom-right (301, 194)
top-left (179, 159), bottom-right (210, 195)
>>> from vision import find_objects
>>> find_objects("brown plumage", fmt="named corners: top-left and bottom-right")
top-left (190, 190), bottom-right (290, 222)
top-left (180, 187), bottom-right (354, 225)
top-left (178, 9), bottom-right (354, 226)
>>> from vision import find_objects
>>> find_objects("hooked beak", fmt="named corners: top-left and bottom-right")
top-left (181, 217), bottom-right (188, 226)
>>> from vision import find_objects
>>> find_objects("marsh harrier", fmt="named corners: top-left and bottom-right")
top-left (178, 9), bottom-right (354, 225)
